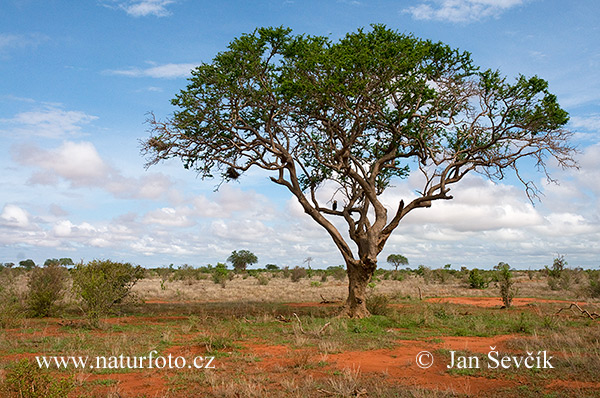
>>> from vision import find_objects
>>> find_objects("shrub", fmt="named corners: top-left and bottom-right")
top-left (1, 359), bottom-right (73, 398)
top-left (588, 271), bottom-right (600, 298)
top-left (366, 293), bottom-right (391, 316)
top-left (256, 274), bottom-right (270, 285)
top-left (495, 262), bottom-right (516, 308)
top-left (0, 269), bottom-right (24, 328)
top-left (71, 259), bottom-right (144, 327)
top-left (327, 265), bottom-right (346, 281)
top-left (26, 264), bottom-right (68, 317)
top-left (290, 266), bottom-right (307, 282)
top-left (212, 262), bottom-right (230, 288)
top-left (173, 264), bottom-right (199, 285)
top-left (468, 268), bottom-right (489, 289)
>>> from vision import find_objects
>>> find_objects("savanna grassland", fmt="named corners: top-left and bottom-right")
top-left (1, 263), bottom-right (599, 398)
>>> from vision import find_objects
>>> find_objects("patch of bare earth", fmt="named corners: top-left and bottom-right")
top-left (425, 296), bottom-right (588, 308)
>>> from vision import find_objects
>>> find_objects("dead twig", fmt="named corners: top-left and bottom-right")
top-left (293, 313), bottom-right (331, 337)
top-left (555, 303), bottom-right (600, 320)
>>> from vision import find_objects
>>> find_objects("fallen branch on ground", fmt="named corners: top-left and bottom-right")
top-left (555, 303), bottom-right (600, 320)
top-left (293, 313), bottom-right (331, 337)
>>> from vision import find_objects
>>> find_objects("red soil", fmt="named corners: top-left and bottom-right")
top-left (85, 371), bottom-right (168, 397)
top-left (241, 335), bottom-right (522, 395)
top-left (327, 335), bottom-right (521, 395)
top-left (425, 296), bottom-right (586, 307)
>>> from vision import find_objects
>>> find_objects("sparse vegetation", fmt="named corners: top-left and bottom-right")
top-left (26, 263), bottom-right (68, 317)
top-left (1, 359), bottom-right (74, 398)
top-left (468, 268), bottom-right (490, 289)
top-left (71, 259), bottom-right (144, 327)
top-left (495, 262), bottom-right (515, 308)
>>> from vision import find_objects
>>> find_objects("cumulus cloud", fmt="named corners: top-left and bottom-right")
top-left (0, 204), bottom-right (30, 228)
top-left (13, 141), bottom-right (174, 200)
top-left (105, 62), bottom-right (197, 79)
top-left (0, 105), bottom-right (97, 139)
top-left (404, 0), bottom-right (526, 23)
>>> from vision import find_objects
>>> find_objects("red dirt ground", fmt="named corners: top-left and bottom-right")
top-left (425, 296), bottom-right (586, 307)
top-left (241, 334), bottom-right (523, 395)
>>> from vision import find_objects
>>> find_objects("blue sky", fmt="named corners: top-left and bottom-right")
top-left (1, 0), bottom-right (598, 269)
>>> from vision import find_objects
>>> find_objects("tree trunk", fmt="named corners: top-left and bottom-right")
top-left (339, 259), bottom-right (376, 318)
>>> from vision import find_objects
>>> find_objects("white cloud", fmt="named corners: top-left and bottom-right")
top-left (0, 33), bottom-right (48, 53)
top-left (0, 105), bottom-right (97, 138)
top-left (13, 141), bottom-right (174, 200)
top-left (570, 114), bottom-right (600, 132)
top-left (17, 141), bottom-right (109, 186)
top-left (106, 62), bottom-right (197, 79)
top-left (143, 207), bottom-right (195, 227)
top-left (109, 0), bottom-right (176, 17)
top-left (0, 204), bottom-right (30, 228)
top-left (404, 0), bottom-right (525, 23)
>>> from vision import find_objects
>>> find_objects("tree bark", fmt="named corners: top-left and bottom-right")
top-left (339, 259), bottom-right (377, 318)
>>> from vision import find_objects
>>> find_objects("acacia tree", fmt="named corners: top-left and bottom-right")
top-left (387, 254), bottom-right (408, 271)
top-left (143, 26), bottom-right (576, 318)
top-left (228, 250), bottom-right (258, 271)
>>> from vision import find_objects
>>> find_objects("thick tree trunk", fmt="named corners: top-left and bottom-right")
top-left (339, 259), bottom-right (377, 318)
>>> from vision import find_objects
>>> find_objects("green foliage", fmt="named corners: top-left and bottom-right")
top-left (495, 262), bottom-right (515, 308)
top-left (142, 24), bottom-right (575, 319)
top-left (227, 250), bottom-right (258, 272)
top-left (366, 293), bottom-right (391, 316)
top-left (212, 262), bottom-right (230, 287)
top-left (26, 264), bottom-right (68, 317)
top-left (546, 255), bottom-right (571, 291)
top-left (1, 359), bottom-right (73, 398)
top-left (468, 268), bottom-right (490, 289)
top-left (265, 263), bottom-right (279, 271)
top-left (71, 259), bottom-right (144, 327)
top-left (19, 259), bottom-right (36, 270)
top-left (0, 269), bottom-right (24, 328)
top-left (327, 265), bottom-right (346, 281)
top-left (386, 254), bottom-right (408, 271)
top-left (256, 274), bottom-right (270, 285)
top-left (546, 255), bottom-right (567, 279)
top-left (588, 270), bottom-right (600, 298)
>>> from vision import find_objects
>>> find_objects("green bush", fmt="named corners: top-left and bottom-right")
top-left (366, 293), bottom-right (391, 316)
top-left (26, 264), bottom-right (68, 317)
top-left (0, 269), bottom-right (24, 328)
top-left (71, 259), bottom-right (144, 327)
top-left (256, 274), bottom-right (270, 285)
top-left (588, 270), bottom-right (600, 298)
top-left (327, 265), bottom-right (346, 281)
top-left (212, 262), bottom-right (230, 287)
top-left (495, 262), bottom-right (515, 308)
top-left (1, 359), bottom-right (73, 398)
top-left (468, 268), bottom-right (489, 289)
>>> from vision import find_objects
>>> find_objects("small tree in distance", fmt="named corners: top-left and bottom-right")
top-left (227, 250), bottom-right (258, 272)
top-left (143, 25), bottom-right (576, 318)
top-left (387, 254), bottom-right (409, 271)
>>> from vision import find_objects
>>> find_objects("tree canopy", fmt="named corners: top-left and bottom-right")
top-left (387, 254), bottom-right (409, 271)
top-left (227, 250), bottom-right (258, 271)
top-left (143, 25), bottom-right (576, 317)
